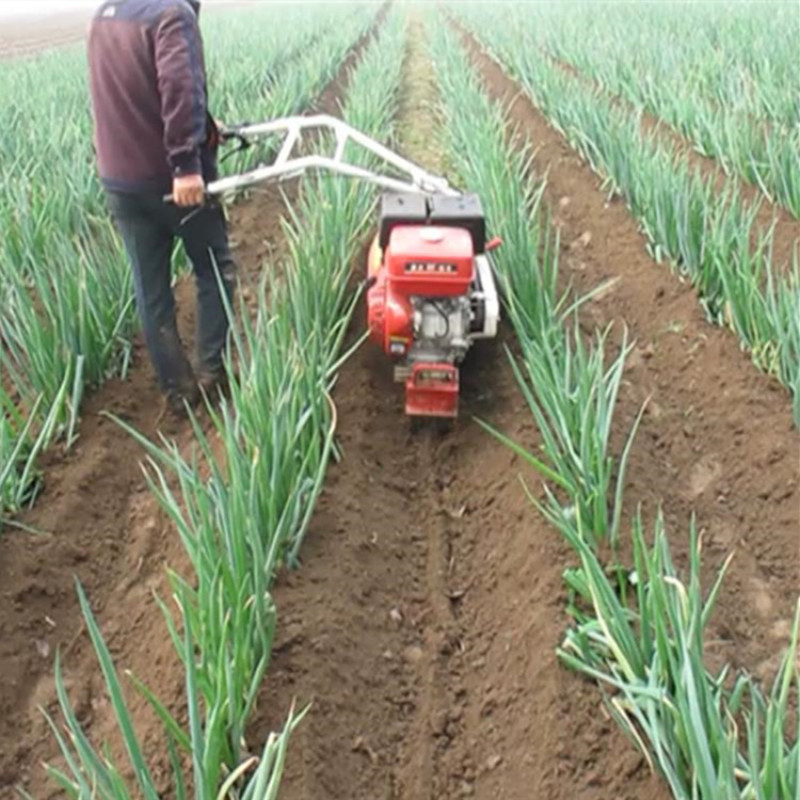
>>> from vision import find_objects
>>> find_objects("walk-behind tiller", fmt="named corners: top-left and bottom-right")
top-left (206, 115), bottom-right (501, 419)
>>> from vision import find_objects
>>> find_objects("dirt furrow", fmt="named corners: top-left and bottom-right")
top-left (249, 311), bottom-right (667, 800)
top-left (407, 438), bottom-right (455, 800)
top-left (245, 16), bottom-right (670, 800)
top-left (457, 26), bottom-right (800, 682)
top-left (0, 16), bottom-right (385, 796)
top-left (543, 51), bottom-right (800, 271)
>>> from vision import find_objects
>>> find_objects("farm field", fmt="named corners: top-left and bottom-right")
top-left (0, 1), bottom-right (248, 59)
top-left (0, 16), bottom-right (90, 60)
top-left (0, 2), bottom-right (798, 799)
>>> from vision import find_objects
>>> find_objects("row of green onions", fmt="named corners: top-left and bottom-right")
top-left (530, 1), bottom-right (800, 218)
top-left (430, 19), bottom-right (637, 554)
top-left (535, 1), bottom-right (798, 127)
top-left (39, 10), bottom-right (407, 799)
top-left (0, 4), bottom-right (379, 528)
top-left (452, 2), bottom-right (800, 426)
top-left (431, 15), bottom-right (799, 799)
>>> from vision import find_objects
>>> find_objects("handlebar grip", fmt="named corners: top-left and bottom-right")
top-left (162, 192), bottom-right (215, 205)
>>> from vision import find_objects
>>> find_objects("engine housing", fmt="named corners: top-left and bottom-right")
top-left (366, 192), bottom-right (499, 418)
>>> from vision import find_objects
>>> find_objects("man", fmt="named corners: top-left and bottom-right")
top-left (87, 0), bottom-right (234, 414)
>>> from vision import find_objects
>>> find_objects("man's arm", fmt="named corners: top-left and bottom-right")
top-left (154, 4), bottom-right (208, 206)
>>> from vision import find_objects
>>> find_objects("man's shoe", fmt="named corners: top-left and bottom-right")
top-left (197, 365), bottom-right (228, 398)
top-left (164, 383), bottom-right (201, 418)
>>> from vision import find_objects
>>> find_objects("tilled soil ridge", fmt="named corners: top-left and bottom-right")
top-left (248, 323), bottom-right (669, 800)
top-left (244, 17), bottom-right (670, 800)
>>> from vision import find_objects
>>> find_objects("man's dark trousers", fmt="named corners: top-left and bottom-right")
top-left (106, 191), bottom-right (235, 398)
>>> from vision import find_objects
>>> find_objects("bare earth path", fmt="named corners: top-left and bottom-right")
top-left (245, 16), bottom-right (670, 800)
top-left (0, 1), bottom-right (252, 60)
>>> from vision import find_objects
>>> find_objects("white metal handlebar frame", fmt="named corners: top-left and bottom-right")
top-left (206, 114), bottom-right (461, 198)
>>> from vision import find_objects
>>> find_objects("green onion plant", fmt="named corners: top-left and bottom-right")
top-left (43, 10), bottom-right (407, 799)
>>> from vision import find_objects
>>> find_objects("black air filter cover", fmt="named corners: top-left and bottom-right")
top-left (379, 192), bottom-right (428, 249)
top-left (428, 193), bottom-right (486, 253)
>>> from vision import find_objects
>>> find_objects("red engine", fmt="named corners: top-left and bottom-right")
top-left (366, 192), bottom-right (499, 418)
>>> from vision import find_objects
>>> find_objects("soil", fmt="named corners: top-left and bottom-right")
top-left (247, 321), bottom-right (668, 800)
top-left (243, 16), bottom-right (670, 800)
top-left (0, 15), bottom-right (382, 799)
top-left (0, 2), bottom-right (259, 61)
top-left (0, 15), bottom-right (89, 60)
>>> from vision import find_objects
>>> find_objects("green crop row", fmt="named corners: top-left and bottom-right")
top-left (452, 3), bottom-right (800, 426)
top-left (525, 1), bottom-right (800, 217)
top-left (546, 0), bottom-right (798, 128)
top-left (430, 15), bottom-right (799, 800)
top-left (0, 3), bottom-right (379, 528)
top-left (37, 10), bottom-right (407, 800)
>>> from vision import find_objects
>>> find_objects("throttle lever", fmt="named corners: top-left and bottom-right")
top-left (219, 124), bottom-right (253, 164)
